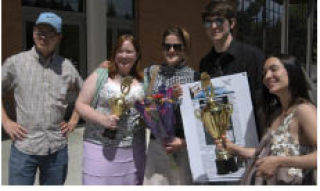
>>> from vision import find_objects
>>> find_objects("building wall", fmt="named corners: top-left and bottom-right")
top-left (2, 0), bottom-right (23, 123)
top-left (2, 0), bottom-right (23, 62)
top-left (138, 0), bottom-right (212, 71)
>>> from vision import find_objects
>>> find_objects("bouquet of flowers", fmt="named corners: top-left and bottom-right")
top-left (135, 85), bottom-right (176, 143)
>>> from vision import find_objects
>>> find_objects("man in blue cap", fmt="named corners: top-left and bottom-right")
top-left (2, 12), bottom-right (83, 185)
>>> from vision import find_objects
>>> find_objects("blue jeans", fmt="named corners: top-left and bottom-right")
top-left (9, 144), bottom-right (68, 185)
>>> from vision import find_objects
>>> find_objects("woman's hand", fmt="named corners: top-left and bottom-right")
top-left (172, 84), bottom-right (183, 98)
top-left (60, 120), bottom-right (76, 136)
top-left (163, 137), bottom-right (186, 154)
top-left (222, 136), bottom-right (256, 159)
top-left (255, 156), bottom-right (282, 178)
top-left (102, 114), bottom-right (119, 130)
top-left (222, 136), bottom-right (235, 153)
top-left (99, 60), bottom-right (110, 68)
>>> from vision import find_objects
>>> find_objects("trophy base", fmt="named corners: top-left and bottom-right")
top-left (226, 157), bottom-right (238, 172)
top-left (216, 157), bottom-right (238, 175)
top-left (216, 160), bottom-right (229, 175)
top-left (103, 129), bottom-right (117, 139)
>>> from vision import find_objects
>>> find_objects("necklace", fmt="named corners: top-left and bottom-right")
top-left (115, 74), bottom-right (127, 81)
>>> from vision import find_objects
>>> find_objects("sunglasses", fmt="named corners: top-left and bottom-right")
top-left (35, 31), bottom-right (58, 39)
top-left (162, 43), bottom-right (184, 51)
top-left (203, 17), bottom-right (226, 28)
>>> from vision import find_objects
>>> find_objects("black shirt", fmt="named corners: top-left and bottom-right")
top-left (199, 39), bottom-right (265, 137)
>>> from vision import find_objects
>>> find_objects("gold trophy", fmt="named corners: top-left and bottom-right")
top-left (195, 73), bottom-right (238, 174)
top-left (103, 76), bottom-right (133, 139)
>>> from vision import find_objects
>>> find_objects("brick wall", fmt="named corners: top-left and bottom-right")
top-left (2, 0), bottom-right (23, 62)
top-left (2, 0), bottom-right (22, 128)
top-left (138, 0), bottom-right (212, 71)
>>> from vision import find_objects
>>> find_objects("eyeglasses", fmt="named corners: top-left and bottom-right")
top-left (35, 31), bottom-right (58, 39)
top-left (203, 17), bottom-right (226, 28)
top-left (162, 43), bottom-right (184, 51)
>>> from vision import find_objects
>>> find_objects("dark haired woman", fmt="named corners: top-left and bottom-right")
top-left (143, 26), bottom-right (199, 185)
top-left (75, 35), bottom-right (146, 185)
top-left (225, 54), bottom-right (317, 185)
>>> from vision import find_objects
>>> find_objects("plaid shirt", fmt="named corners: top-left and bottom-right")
top-left (2, 47), bottom-right (83, 155)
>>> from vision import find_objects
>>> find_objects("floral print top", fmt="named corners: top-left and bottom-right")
top-left (269, 110), bottom-right (312, 178)
top-left (242, 108), bottom-right (314, 185)
top-left (84, 79), bottom-right (145, 147)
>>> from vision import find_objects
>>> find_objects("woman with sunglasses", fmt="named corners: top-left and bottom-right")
top-left (224, 54), bottom-right (317, 185)
top-left (143, 26), bottom-right (199, 185)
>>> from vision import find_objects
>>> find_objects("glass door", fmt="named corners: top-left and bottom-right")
top-left (21, 3), bottom-right (86, 78)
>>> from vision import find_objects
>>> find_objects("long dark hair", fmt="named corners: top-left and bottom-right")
top-left (259, 54), bottom-right (313, 131)
top-left (108, 34), bottom-right (143, 81)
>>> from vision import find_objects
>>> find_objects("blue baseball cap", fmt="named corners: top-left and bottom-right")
top-left (36, 12), bottom-right (62, 33)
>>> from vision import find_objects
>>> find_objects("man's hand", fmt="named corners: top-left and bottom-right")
top-left (60, 120), bottom-right (77, 136)
top-left (3, 120), bottom-right (28, 141)
top-left (163, 137), bottom-right (186, 154)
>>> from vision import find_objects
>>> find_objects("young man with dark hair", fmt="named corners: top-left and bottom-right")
top-left (200, 0), bottom-right (265, 137)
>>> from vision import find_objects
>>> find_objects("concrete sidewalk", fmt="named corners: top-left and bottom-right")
top-left (1, 126), bottom-right (84, 185)
top-left (1, 126), bottom-right (154, 185)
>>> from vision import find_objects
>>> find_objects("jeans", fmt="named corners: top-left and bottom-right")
top-left (9, 144), bottom-right (68, 185)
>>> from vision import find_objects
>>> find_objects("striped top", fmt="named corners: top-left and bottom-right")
top-left (2, 47), bottom-right (83, 155)
top-left (144, 62), bottom-right (199, 138)
top-left (144, 62), bottom-right (198, 94)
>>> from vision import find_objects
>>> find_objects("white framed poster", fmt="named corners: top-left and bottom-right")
top-left (180, 72), bottom-right (259, 183)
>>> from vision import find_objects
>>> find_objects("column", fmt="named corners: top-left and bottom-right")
top-left (86, 0), bottom-right (107, 74)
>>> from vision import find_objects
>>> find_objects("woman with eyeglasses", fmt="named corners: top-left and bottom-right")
top-left (143, 26), bottom-right (199, 185)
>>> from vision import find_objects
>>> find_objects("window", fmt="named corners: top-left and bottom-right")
top-left (107, 0), bottom-right (134, 19)
top-left (22, 0), bottom-right (84, 12)
top-left (236, 0), bottom-right (283, 56)
top-left (288, 1), bottom-right (308, 66)
top-left (106, 0), bottom-right (136, 59)
top-left (236, 0), bottom-right (316, 101)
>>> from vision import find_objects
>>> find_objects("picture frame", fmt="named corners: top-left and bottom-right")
top-left (180, 72), bottom-right (259, 183)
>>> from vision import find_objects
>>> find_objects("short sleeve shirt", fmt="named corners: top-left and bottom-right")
top-left (2, 47), bottom-right (83, 155)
